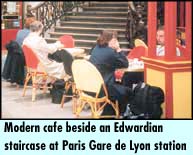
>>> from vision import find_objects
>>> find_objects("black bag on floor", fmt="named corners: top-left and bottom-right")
top-left (124, 82), bottom-right (165, 119)
top-left (50, 79), bottom-right (65, 104)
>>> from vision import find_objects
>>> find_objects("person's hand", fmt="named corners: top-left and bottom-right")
top-left (109, 38), bottom-right (121, 52)
top-left (56, 41), bottom-right (64, 49)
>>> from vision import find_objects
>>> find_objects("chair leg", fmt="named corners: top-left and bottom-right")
top-left (32, 75), bottom-right (37, 102)
top-left (93, 103), bottom-right (99, 118)
top-left (60, 95), bottom-right (66, 108)
top-left (75, 100), bottom-right (81, 117)
top-left (72, 96), bottom-right (77, 114)
top-left (60, 83), bottom-right (70, 108)
top-left (76, 100), bottom-right (86, 116)
top-left (115, 100), bottom-right (119, 118)
top-left (105, 100), bottom-right (119, 119)
top-left (72, 86), bottom-right (78, 114)
top-left (89, 102), bottom-right (96, 118)
top-left (42, 77), bottom-right (47, 93)
top-left (22, 73), bottom-right (31, 97)
top-left (94, 102), bottom-right (98, 117)
top-left (32, 87), bottom-right (36, 102)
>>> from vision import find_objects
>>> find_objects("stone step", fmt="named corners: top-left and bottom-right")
top-left (54, 26), bottom-right (126, 35)
top-left (91, 2), bottom-right (129, 7)
top-left (65, 15), bottom-right (127, 23)
top-left (49, 32), bottom-right (128, 42)
top-left (46, 38), bottom-right (129, 49)
top-left (46, 1), bottom-right (130, 53)
top-left (60, 21), bottom-right (126, 29)
top-left (76, 11), bottom-right (128, 17)
top-left (83, 6), bottom-right (128, 12)
top-left (45, 38), bottom-right (92, 53)
top-left (75, 39), bottom-right (129, 48)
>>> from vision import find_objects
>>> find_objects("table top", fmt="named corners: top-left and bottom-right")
top-left (84, 55), bottom-right (91, 60)
top-left (118, 67), bottom-right (144, 72)
top-left (83, 55), bottom-right (144, 72)
top-left (118, 58), bottom-right (144, 72)
top-left (61, 48), bottom-right (85, 57)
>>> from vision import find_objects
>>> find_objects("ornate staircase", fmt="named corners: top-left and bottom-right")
top-left (44, 1), bottom-right (129, 54)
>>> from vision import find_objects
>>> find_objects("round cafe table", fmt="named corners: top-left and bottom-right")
top-left (62, 48), bottom-right (85, 57)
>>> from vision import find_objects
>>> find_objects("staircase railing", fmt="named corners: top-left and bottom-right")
top-left (28, 1), bottom-right (91, 37)
top-left (125, 2), bottom-right (147, 48)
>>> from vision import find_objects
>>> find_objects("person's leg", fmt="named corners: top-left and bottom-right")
top-left (48, 49), bottom-right (74, 76)
top-left (101, 83), bottom-right (134, 116)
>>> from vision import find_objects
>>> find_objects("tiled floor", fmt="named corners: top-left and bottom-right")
top-left (1, 51), bottom-right (92, 119)
top-left (1, 80), bottom-right (90, 119)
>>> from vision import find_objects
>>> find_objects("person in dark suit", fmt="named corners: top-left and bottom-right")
top-left (89, 30), bottom-right (133, 116)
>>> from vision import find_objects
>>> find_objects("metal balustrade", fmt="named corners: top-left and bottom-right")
top-left (28, 1), bottom-right (91, 36)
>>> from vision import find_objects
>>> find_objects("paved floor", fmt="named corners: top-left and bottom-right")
top-left (1, 80), bottom-right (90, 119)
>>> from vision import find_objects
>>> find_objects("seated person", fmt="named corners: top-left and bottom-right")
top-left (89, 30), bottom-right (134, 116)
top-left (156, 25), bottom-right (181, 56)
top-left (2, 16), bottom-right (36, 87)
top-left (16, 15), bottom-right (36, 47)
top-left (23, 21), bottom-right (73, 80)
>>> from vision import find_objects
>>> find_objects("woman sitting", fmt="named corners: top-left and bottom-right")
top-left (89, 30), bottom-right (134, 116)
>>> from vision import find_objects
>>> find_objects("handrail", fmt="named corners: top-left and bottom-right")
top-left (125, 2), bottom-right (147, 48)
top-left (30, 2), bottom-right (45, 10)
top-left (27, 1), bottom-right (91, 37)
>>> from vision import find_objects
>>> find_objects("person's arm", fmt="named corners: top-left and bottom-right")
top-left (39, 38), bottom-right (64, 54)
top-left (109, 38), bottom-right (128, 68)
top-left (114, 52), bottom-right (129, 69)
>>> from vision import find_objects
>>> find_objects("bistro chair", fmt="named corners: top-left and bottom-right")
top-left (59, 35), bottom-right (75, 48)
top-left (127, 46), bottom-right (147, 60)
top-left (59, 34), bottom-right (85, 110)
top-left (60, 78), bottom-right (78, 114)
top-left (71, 59), bottom-right (119, 118)
top-left (134, 39), bottom-right (148, 49)
top-left (22, 45), bottom-right (52, 102)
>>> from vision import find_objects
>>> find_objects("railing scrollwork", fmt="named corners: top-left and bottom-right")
top-left (125, 2), bottom-right (147, 48)
top-left (28, 1), bottom-right (90, 36)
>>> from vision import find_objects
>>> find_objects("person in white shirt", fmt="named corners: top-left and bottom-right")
top-left (23, 21), bottom-right (68, 79)
top-left (156, 26), bottom-right (181, 56)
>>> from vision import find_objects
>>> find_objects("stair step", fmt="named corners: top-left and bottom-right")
top-left (45, 38), bottom-right (95, 52)
top-left (91, 2), bottom-right (129, 7)
top-left (47, 2), bottom-right (130, 52)
top-left (83, 6), bottom-right (128, 12)
top-left (65, 15), bottom-right (127, 23)
top-left (46, 38), bottom-right (129, 49)
top-left (49, 32), bottom-right (128, 42)
top-left (76, 11), bottom-right (127, 17)
top-left (46, 37), bottom-right (129, 44)
top-left (54, 26), bottom-right (126, 35)
top-left (60, 21), bottom-right (126, 29)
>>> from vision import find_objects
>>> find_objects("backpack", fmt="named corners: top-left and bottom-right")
top-left (50, 79), bottom-right (73, 104)
top-left (124, 82), bottom-right (164, 119)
